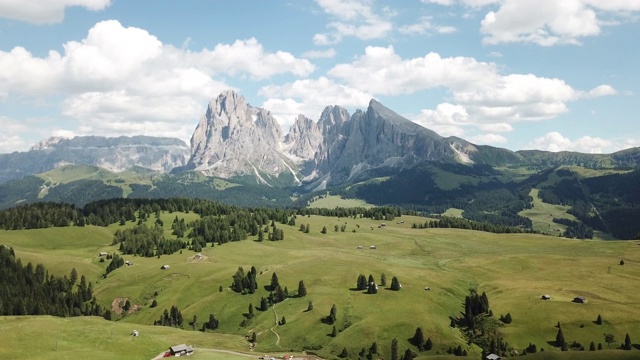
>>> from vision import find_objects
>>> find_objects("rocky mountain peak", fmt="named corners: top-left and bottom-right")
top-left (30, 136), bottom-right (66, 151)
top-left (187, 90), bottom-right (295, 184)
top-left (283, 114), bottom-right (322, 161)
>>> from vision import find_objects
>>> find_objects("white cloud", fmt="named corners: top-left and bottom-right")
top-left (399, 16), bottom-right (458, 35)
top-left (259, 76), bottom-right (372, 130)
top-left (188, 38), bottom-right (315, 80)
top-left (423, 0), bottom-right (640, 46)
top-left (0, 20), bottom-right (315, 143)
top-left (468, 133), bottom-right (508, 144)
top-left (328, 46), bottom-right (616, 132)
top-left (588, 84), bottom-right (617, 97)
top-left (0, 0), bottom-right (111, 24)
top-left (302, 48), bottom-right (337, 59)
top-left (313, 0), bottom-right (393, 44)
top-left (527, 131), bottom-right (617, 153)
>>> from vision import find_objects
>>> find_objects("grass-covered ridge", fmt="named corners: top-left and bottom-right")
top-left (1, 207), bottom-right (640, 359)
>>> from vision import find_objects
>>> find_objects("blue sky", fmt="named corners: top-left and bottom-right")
top-left (0, 0), bottom-right (639, 154)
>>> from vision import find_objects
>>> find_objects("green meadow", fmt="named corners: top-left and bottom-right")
top-left (1, 212), bottom-right (640, 359)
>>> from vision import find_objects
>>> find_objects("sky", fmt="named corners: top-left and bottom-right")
top-left (0, 0), bottom-right (639, 154)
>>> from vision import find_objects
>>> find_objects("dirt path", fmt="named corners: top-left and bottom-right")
top-left (270, 302), bottom-right (282, 347)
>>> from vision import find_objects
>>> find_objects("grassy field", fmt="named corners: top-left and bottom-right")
top-left (307, 195), bottom-right (375, 209)
top-left (2, 212), bottom-right (640, 360)
top-left (36, 164), bottom-right (159, 197)
top-left (441, 208), bottom-right (464, 218)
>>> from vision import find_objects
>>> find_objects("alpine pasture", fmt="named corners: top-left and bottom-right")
top-left (1, 212), bottom-right (639, 359)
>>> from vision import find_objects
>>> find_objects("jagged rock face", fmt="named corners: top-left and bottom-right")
top-left (312, 106), bottom-right (351, 178)
top-left (310, 100), bottom-right (458, 187)
top-left (188, 90), bottom-right (293, 183)
top-left (282, 115), bottom-right (322, 161)
top-left (0, 135), bottom-right (190, 183)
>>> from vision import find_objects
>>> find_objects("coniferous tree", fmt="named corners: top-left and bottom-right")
top-left (260, 297), bottom-right (268, 311)
top-left (298, 280), bottom-right (307, 297)
top-left (391, 338), bottom-right (399, 360)
top-left (624, 333), bottom-right (632, 350)
top-left (380, 273), bottom-right (387, 286)
top-left (270, 272), bottom-right (280, 290)
top-left (326, 304), bottom-right (337, 324)
top-left (357, 274), bottom-right (368, 290)
top-left (596, 314), bottom-right (603, 325)
top-left (321, 226), bottom-right (327, 234)
top-left (412, 327), bottom-right (425, 350)
top-left (331, 325), bottom-right (337, 337)
top-left (402, 348), bottom-right (415, 360)
top-left (589, 341), bottom-right (596, 351)
top-left (390, 276), bottom-right (401, 291)
top-left (556, 327), bottom-right (565, 347)
top-left (339, 347), bottom-right (349, 358)
top-left (307, 301), bottom-right (313, 311)
top-left (424, 337), bottom-right (433, 351)
top-left (248, 303), bottom-right (254, 318)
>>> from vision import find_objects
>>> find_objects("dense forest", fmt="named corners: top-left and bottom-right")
top-left (0, 245), bottom-right (107, 318)
top-left (332, 164), bottom-right (534, 228)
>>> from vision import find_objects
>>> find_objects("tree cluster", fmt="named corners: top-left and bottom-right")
top-left (154, 305), bottom-right (183, 327)
top-left (113, 224), bottom-right (186, 257)
top-left (0, 245), bottom-right (105, 318)
top-left (231, 266), bottom-right (258, 294)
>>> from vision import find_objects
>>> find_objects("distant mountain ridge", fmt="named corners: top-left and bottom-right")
top-left (3, 90), bottom-right (640, 187)
top-left (0, 135), bottom-right (189, 183)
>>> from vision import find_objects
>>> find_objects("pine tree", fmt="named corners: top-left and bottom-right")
top-left (260, 297), bottom-right (268, 311)
top-left (402, 348), bottom-right (415, 360)
top-left (380, 273), bottom-right (387, 286)
top-left (339, 347), bottom-right (349, 358)
top-left (556, 327), bottom-right (565, 347)
top-left (424, 337), bottom-right (433, 351)
top-left (331, 325), bottom-right (337, 337)
top-left (251, 332), bottom-right (257, 343)
top-left (270, 272), bottom-right (279, 290)
top-left (390, 276), bottom-right (401, 291)
top-left (248, 303), bottom-right (254, 318)
top-left (298, 280), bottom-right (307, 297)
top-left (321, 226), bottom-right (327, 234)
top-left (596, 314), bottom-right (603, 325)
top-left (412, 327), bottom-right (425, 350)
top-left (357, 274), bottom-right (368, 290)
top-left (307, 301), bottom-right (313, 311)
top-left (624, 333), bottom-right (632, 350)
top-left (589, 341), bottom-right (596, 351)
top-left (391, 338), bottom-right (399, 360)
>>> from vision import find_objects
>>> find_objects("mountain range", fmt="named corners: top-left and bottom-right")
top-left (2, 91), bottom-right (640, 239)
top-left (2, 90), bottom-right (639, 188)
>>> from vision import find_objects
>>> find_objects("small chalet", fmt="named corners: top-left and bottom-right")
top-left (356, 246), bottom-right (363, 249)
top-left (98, 252), bottom-right (108, 257)
top-left (573, 296), bottom-right (587, 303)
top-left (169, 344), bottom-right (193, 356)
top-left (125, 260), bottom-right (133, 266)
top-left (369, 245), bottom-right (377, 249)
top-left (161, 265), bottom-right (170, 270)
top-left (541, 295), bottom-right (551, 300)
top-left (131, 330), bottom-right (139, 337)
top-left (486, 354), bottom-right (501, 360)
